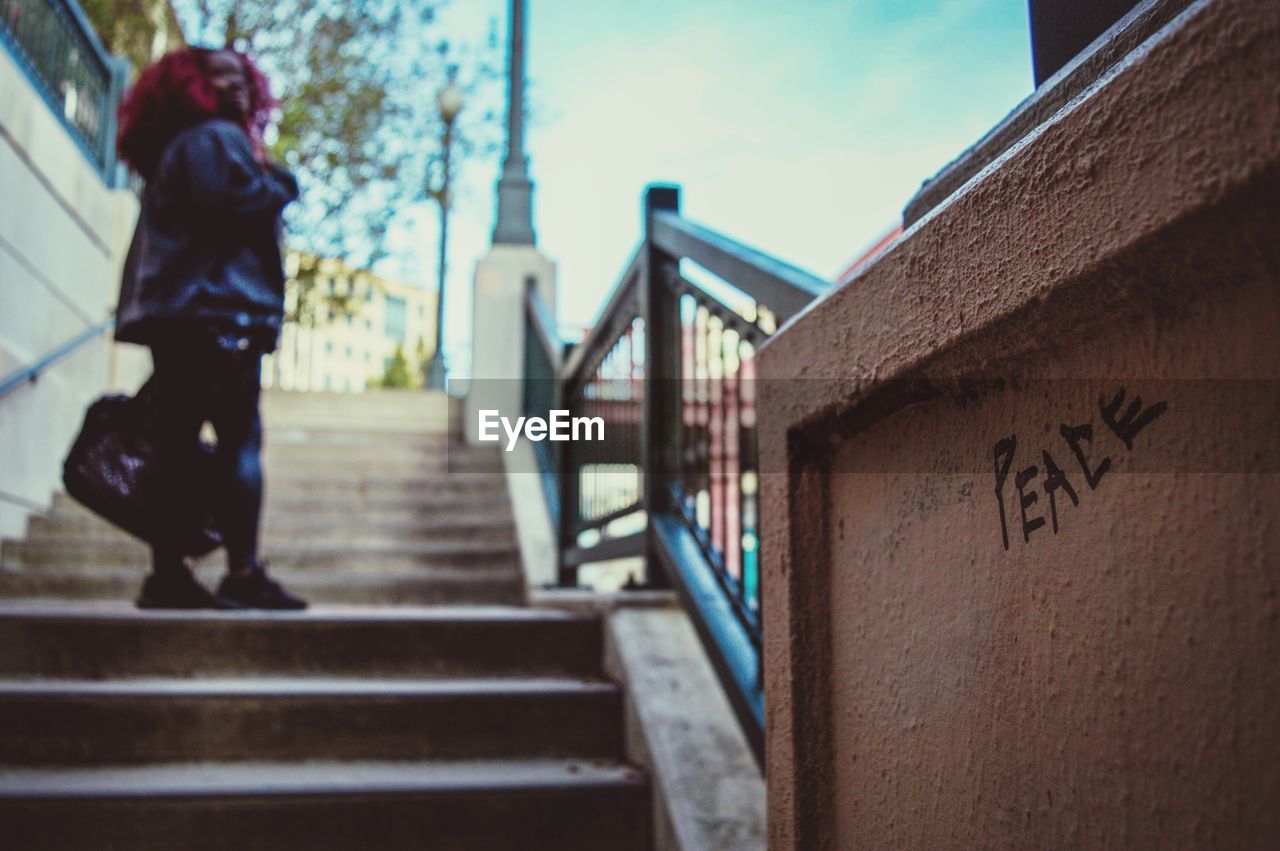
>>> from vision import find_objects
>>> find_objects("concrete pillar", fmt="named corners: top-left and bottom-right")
top-left (463, 245), bottom-right (556, 444)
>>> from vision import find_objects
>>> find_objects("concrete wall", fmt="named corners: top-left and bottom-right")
top-left (604, 604), bottom-right (765, 851)
top-left (0, 44), bottom-right (146, 539)
top-left (759, 0), bottom-right (1279, 847)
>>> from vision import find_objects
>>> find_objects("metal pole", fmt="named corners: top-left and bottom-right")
top-left (426, 121), bottom-right (453, 390)
top-left (641, 184), bottom-right (681, 588)
top-left (491, 0), bottom-right (536, 246)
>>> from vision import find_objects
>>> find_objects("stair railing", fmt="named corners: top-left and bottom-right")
top-left (0, 316), bottom-right (113, 401)
top-left (526, 184), bottom-right (827, 763)
top-left (523, 277), bottom-right (564, 530)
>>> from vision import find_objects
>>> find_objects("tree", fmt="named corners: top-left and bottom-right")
top-left (80, 0), bottom-right (186, 73)
top-left (377, 344), bottom-right (414, 389)
top-left (168, 0), bottom-right (501, 271)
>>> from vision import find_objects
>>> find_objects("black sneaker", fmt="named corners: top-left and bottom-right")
top-left (217, 566), bottom-right (308, 610)
top-left (137, 570), bottom-right (244, 610)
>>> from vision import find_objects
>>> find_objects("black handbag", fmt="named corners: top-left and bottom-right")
top-left (62, 380), bottom-right (222, 556)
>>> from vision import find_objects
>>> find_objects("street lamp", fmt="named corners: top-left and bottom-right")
top-left (425, 72), bottom-right (463, 391)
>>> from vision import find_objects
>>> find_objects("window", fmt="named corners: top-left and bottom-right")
top-left (325, 341), bottom-right (333, 354)
top-left (385, 295), bottom-right (407, 342)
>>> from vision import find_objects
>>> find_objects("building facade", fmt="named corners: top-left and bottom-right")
top-left (263, 251), bottom-right (437, 393)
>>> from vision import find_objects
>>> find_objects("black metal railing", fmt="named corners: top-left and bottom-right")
top-left (528, 185), bottom-right (826, 763)
top-left (0, 0), bottom-right (126, 179)
top-left (669, 270), bottom-right (767, 640)
top-left (523, 278), bottom-right (564, 528)
top-left (557, 244), bottom-right (646, 579)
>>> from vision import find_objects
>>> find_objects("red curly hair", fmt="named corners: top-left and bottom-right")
top-left (117, 47), bottom-right (275, 179)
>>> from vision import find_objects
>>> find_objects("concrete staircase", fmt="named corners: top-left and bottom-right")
top-left (2, 391), bottom-right (524, 606)
top-left (0, 390), bottom-right (651, 850)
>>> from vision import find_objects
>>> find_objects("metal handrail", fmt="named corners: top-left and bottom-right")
top-left (522, 284), bottom-right (563, 528)
top-left (650, 210), bottom-right (827, 322)
top-left (525, 183), bottom-right (828, 764)
top-left (560, 245), bottom-right (643, 389)
top-left (524, 285), bottom-right (561, 368)
top-left (652, 512), bottom-right (764, 756)
top-left (0, 317), bottom-right (113, 401)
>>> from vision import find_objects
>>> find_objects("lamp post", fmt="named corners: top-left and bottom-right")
top-left (425, 73), bottom-right (463, 391)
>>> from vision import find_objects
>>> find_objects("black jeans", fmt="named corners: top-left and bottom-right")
top-left (148, 338), bottom-right (264, 575)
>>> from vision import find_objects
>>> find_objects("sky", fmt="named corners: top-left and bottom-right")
top-left (388, 0), bottom-right (1034, 378)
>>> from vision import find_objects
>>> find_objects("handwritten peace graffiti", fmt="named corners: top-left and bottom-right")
top-left (994, 388), bottom-right (1168, 550)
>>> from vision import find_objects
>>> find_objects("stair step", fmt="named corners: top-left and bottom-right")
top-left (263, 420), bottom-right (455, 438)
top-left (260, 462), bottom-right (506, 478)
top-left (263, 473), bottom-right (507, 496)
top-left (39, 504), bottom-right (514, 532)
top-left (24, 514), bottom-right (516, 545)
top-left (261, 449), bottom-right (504, 472)
top-left (263, 388), bottom-right (453, 415)
top-left (2, 539), bottom-right (520, 572)
top-left (261, 452), bottom-right (503, 469)
top-left (48, 477), bottom-right (507, 505)
top-left (51, 492), bottom-right (512, 521)
top-left (260, 493), bottom-right (511, 513)
top-left (0, 603), bottom-right (602, 679)
top-left (0, 677), bottom-right (623, 766)
top-left (0, 759), bottom-right (649, 851)
top-left (263, 428), bottom-right (457, 447)
top-left (260, 417), bottom-right (457, 436)
top-left (261, 437), bottom-right (494, 455)
top-left (0, 566), bottom-right (524, 606)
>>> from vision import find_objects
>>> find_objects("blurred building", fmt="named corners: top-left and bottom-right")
top-left (263, 251), bottom-right (437, 393)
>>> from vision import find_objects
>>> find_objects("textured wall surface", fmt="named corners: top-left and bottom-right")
top-left (759, 0), bottom-right (1280, 847)
top-left (0, 45), bottom-right (144, 538)
top-left (824, 273), bottom-right (1278, 847)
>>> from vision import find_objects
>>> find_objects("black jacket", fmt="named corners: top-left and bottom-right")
top-left (115, 119), bottom-right (299, 350)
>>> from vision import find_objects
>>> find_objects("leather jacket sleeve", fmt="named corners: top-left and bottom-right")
top-left (113, 120), bottom-right (299, 348)
top-left (165, 121), bottom-right (299, 220)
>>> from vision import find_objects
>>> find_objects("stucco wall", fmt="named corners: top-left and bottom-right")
top-left (758, 0), bottom-right (1279, 846)
top-left (0, 44), bottom-right (146, 539)
top-left (821, 274), bottom-right (1278, 847)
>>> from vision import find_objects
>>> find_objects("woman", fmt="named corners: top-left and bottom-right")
top-left (115, 47), bottom-right (305, 610)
